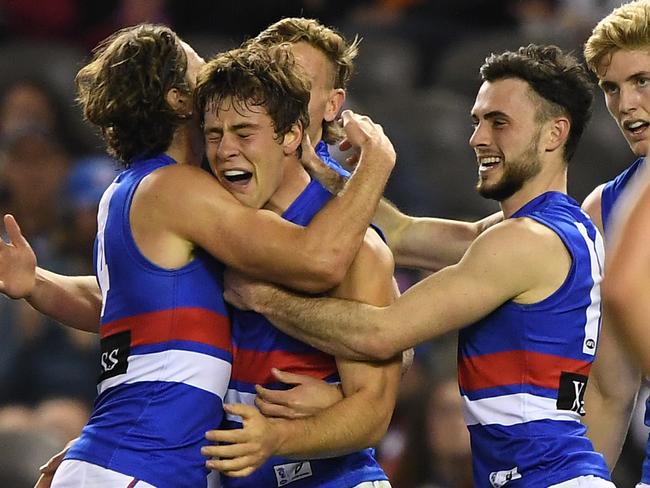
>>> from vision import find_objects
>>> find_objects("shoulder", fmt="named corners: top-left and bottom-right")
top-left (467, 217), bottom-right (566, 268)
top-left (582, 184), bottom-right (605, 233)
top-left (136, 163), bottom-right (232, 208)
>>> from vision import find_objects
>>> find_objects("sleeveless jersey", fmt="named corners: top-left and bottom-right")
top-left (315, 140), bottom-right (351, 178)
top-left (66, 154), bottom-right (232, 488)
top-left (601, 157), bottom-right (645, 237)
top-left (600, 157), bottom-right (650, 484)
top-left (458, 191), bottom-right (610, 487)
top-left (222, 178), bottom-right (388, 488)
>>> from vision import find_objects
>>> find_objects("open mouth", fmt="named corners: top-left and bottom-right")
top-left (624, 120), bottom-right (649, 135)
top-left (223, 169), bottom-right (253, 185)
top-left (479, 156), bottom-right (502, 172)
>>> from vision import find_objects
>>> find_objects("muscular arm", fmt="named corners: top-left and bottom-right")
top-left (147, 111), bottom-right (395, 293)
top-left (227, 219), bottom-right (565, 360)
top-left (373, 198), bottom-right (502, 271)
top-left (205, 230), bottom-right (401, 475)
top-left (583, 314), bottom-right (640, 469)
top-left (602, 170), bottom-right (650, 376)
top-left (582, 185), bottom-right (640, 468)
top-left (0, 215), bottom-right (100, 332)
top-left (28, 269), bottom-right (101, 333)
top-left (271, 231), bottom-right (401, 457)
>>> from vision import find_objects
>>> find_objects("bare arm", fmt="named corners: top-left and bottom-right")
top-left (225, 219), bottom-right (563, 360)
top-left (146, 111), bottom-right (395, 293)
top-left (0, 215), bottom-right (101, 333)
top-left (583, 314), bottom-right (640, 469)
top-left (602, 168), bottom-right (650, 376)
top-left (204, 231), bottom-right (401, 475)
top-left (581, 183), bottom-right (639, 468)
top-left (373, 198), bottom-right (502, 271)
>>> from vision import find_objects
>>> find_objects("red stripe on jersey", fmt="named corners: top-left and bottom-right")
top-left (100, 307), bottom-right (231, 352)
top-left (231, 346), bottom-right (338, 385)
top-left (458, 350), bottom-right (591, 392)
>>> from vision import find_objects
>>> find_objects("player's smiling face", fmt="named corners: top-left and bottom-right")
top-left (204, 97), bottom-right (288, 209)
top-left (469, 78), bottom-right (543, 201)
top-left (598, 48), bottom-right (650, 156)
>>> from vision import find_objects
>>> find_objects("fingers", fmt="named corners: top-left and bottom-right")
top-left (4, 214), bottom-right (28, 248)
top-left (255, 395), bottom-right (304, 419)
top-left (270, 368), bottom-right (311, 385)
top-left (224, 402), bottom-right (258, 419)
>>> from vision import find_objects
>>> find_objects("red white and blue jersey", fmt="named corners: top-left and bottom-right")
top-left (600, 157), bottom-right (650, 484)
top-left (66, 154), bottom-right (232, 488)
top-left (222, 177), bottom-right (388, 488)
top-left (459, 191), bottom-right (610, 487)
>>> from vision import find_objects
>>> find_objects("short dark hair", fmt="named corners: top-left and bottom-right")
top-left (480, 44), bottom-right (594, 162)
top-left (75, 24), bottom-right (190, 166)
top-left (195, 44), bottom-right (310, 145)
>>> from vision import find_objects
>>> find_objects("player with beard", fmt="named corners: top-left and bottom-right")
top-left (223, 44), bottom-right (614, 487)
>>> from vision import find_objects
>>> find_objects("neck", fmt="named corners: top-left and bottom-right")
top-left (499, 159), bottom-right (568, 218)
top-left (165, 120), bottom-right (203, 166)
top-left (264, 156), bottom-right (311, 215)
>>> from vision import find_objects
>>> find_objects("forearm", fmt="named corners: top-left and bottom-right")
top-left (300, 147), bottom-right (394, 285)
top-left (252, 288), bottom-right (389, 360)
top-left (584, 387), bottom-right (637, 469)
top-left (375, 206), bottom-right (501, 272)
top-left (27, 268), bottom-right (101, 332)
top-left (273, 387), bottom-right (393, 459)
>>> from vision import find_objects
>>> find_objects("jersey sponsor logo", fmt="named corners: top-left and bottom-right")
top-left (557, 371), bottom-right (587, 415)
top-left (273, 461), bottom-right (312, 486)
top-left (489, 467), bottom-right (522, 487)
top-left (98, 330), bottom-right (130, 382)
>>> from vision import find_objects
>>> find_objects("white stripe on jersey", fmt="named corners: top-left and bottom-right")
top-left (462, 392), bottom-right (582, 426)
top-left (98, 350), bottom-right (231, 398)
top-left (223, 388), bottom-right (256, 423)
top-left (575, 222), bottom-right (605, 356)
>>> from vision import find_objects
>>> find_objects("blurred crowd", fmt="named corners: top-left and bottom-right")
top-left (0, 1), bottom-right (646, 486)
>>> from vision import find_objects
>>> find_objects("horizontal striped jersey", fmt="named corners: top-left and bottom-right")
top-left (66, 154), bottom-right (231, 488)
top-left (600, 157), bottom-right (650, 484)
top-left (459, 191), bottom-right (610, 487)
top-left (223, 177), bottom-right (388, 488)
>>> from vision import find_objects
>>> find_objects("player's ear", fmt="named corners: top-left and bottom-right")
top-left (324, 88), bottom-right (345, 122)
top-left (165, 87), bottom-right (193, 119)
top-left (282, 122), bottom-right (303, 155)
top-left (544, 116), bottom-right (570, 154)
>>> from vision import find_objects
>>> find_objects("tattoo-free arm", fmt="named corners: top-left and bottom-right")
top-left (227, 219), bottom-right (550, 360)
top-left (583, 314), bottom-right (640, 469)
top-left (373, 198), bottom-right (502, 271)
top-left (602, 172), bottom-right (650, 376)
top-left (0, 214), bottom-right (100, 333)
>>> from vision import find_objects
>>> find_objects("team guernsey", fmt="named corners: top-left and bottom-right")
top-left (222, 177), bottom-right (388, 488)
top-left (65, 154), bottom-right (232, 488)
top-left (600, 157), bottom-right (650, 485)
top-left (458, 191), bottom-right (610, 487)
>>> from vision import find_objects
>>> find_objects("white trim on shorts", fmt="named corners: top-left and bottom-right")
top-left (548, 475), bottom-right (616, 487)
top-left (353, 482), bottom-right (392, 488)
top-left (636, 483), bottom-right (650, 488)
top-left (51, 460), bottom-right (156, 488)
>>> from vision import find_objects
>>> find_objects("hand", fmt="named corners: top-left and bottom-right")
top-left (255, 368), bottom-right (343, 419)
top-left (34, 438), bottom-right (77, 488)
top-left (203, 404), bottom-right (281, 477)
top-left (223, 269), bottom-right (277, 312)
top-left (338, 110), bottom-right (396, 171)
top-left (0, 214), bottom-right (37, 299)
top-left (300, 134), bottom-right (346, 194)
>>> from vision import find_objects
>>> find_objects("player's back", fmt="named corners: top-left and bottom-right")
top-left (66, 154), bottom-right (232, 488)
top-left (459, 191), bottom-right (610, 487)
